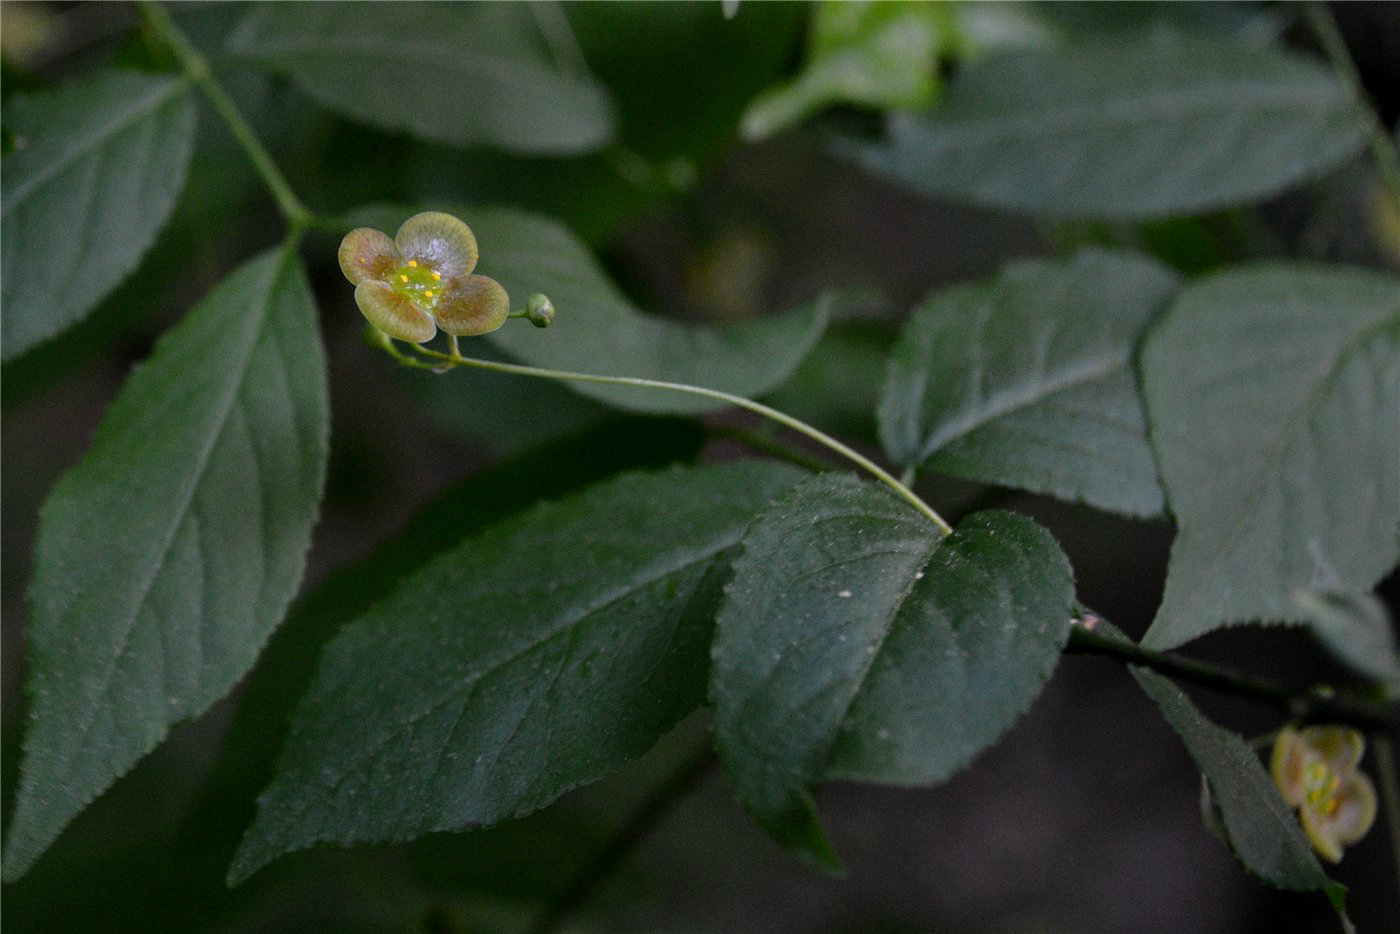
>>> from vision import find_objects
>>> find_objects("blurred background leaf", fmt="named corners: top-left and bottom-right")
top-left (847, 32), bottom-right (1369, 219)
top-left (224, 2), bottom-right (614, 154)
top-left (1, 68), bottom-right (195, 359)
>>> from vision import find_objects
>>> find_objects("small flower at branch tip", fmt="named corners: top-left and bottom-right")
top-left (1270, 725), bottom-right (1377, 863)
top-left (338, 211), bottom-right (510, 343)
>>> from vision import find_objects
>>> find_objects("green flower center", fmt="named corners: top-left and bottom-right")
top-left (1302, 759), bottom-right (1341, 814)
top-left (390, 259), bottom-right (443, 312)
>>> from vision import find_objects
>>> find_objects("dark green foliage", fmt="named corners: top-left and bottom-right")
top-left (712, 474), bottom-right (1073, 868)
top-left (6, 248), bottom-right (328, 879)
top-left (231, 462), bottom-right (802, 881)
top-left (3, 2), bottom-right (1394, 928)
top-left (1, 69), bottom-right (195, 359)
top-left (851, 32), bottom-right (1369, 218)
top-left (224, 2), bottom-right (614, 154)
top-left (879, 249), bottom-right (1178, 516)
top-left (1141, 265), bottom-right (1400, 649)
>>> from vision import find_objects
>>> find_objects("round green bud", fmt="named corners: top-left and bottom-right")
top-left (525, 293), bottom-right (556, 328)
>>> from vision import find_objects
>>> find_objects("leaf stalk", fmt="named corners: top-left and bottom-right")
top-left (1066, 620), bottom-right (1399, 731)
top-left (136, 0), bottom-right (320, 232)
top-left (394, 341), bottom-right (956, 535)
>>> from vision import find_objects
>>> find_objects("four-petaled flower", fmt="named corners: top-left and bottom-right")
top-left (339, 211), bottom-right (509, 343)
top-left (1270, 725), bottom-right (1377, 863)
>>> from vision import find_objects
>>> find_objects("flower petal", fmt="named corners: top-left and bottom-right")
top-left (433, 274), bottom-right (509, 336)
top-left (1299, 772), bottom-right (1376, 863)
top-left (1299, 726), bottom-right (1365, 779)
top-left (355, 280), bottom-right (436, 343)
top-left (1301, 806), bottom-right (1346, 863)
top-left (395, 211), bottom-right (478, 278)
top-left (1270, 726), bottom-right (1309, 807)
top-left (1326, 772), bottom-right (1378, 846)
top-left (338, 228), bottom-right (399, 285)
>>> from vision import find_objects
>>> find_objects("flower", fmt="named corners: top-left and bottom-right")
top-left (1270, 725), bottom-right (1377, 862)
top-left (338, 211), bottom-right (509, 343)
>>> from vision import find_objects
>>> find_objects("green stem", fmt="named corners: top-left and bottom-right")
top-left (395, 343), bottom-right (954, 535)
top-left (1300, 0), bottom-right (1400, 213)
top-left (136, 0), bottom-right (316, 231)
top-left (1066, 622), bottom-right (1399, 731)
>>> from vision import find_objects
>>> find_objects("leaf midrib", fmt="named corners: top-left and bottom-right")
top-left (290, 536), bottom-right (745, 811)
top-left (731, 499), bottom-right (942, 785)
top-left (929, 82), bottom-right (1348, 147)
top-left (2, 78), bottom-right (185, 210)
top-left (916, 351), bottom-right (1126, 464)
top-left (1165, 309), bottom-right (1400, 619)
top-left (51, 255), bottom-right (288, 784)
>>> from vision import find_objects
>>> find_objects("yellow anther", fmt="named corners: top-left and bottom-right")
top-left (408, 259), bottom-right (418, 267)
top-left (400, 274), bottom-right (409, 283)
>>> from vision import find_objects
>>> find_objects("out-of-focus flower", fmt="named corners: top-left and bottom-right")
top-left (1270, 725), bottom-right (1377, 862)
top-left (339, 211), bottom-right (509, 343)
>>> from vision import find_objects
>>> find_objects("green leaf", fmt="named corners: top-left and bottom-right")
top-left (347, 205), bottom-right (832, 415)
top-left (1, 68), bottom-right (195, 360)
top-left (1141, 265), bottom-right (1400, 649)
top-left (1133, 670), bottom-right (1352, 931)
top-left (879, 249), bottom-right (1177, 517)
top-left (229, 461), bottom-right (803, 883)
top-left (1292, 590), bottom-right (1400, 693)
top-left (741, 1), bottom-right (949, 141)
top-left (156, 418), bottom-right (704, 919)
top-left (848, 32), bottom-right (1369, 219)
top-left (4, 248), bottom-right (329, 881)
top-left (225, 2), bottom-right (613, 154)
top-left (711, 474), bottom-right (1074, 868)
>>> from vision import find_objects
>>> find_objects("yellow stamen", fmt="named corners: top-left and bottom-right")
top-left (408, 259), bottom-right (418, 267)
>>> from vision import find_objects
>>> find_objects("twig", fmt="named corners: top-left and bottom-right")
top-left (1066, 622), bottom-right (1399, 731)
top-left (136, 0), bottom-right (318, 231)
